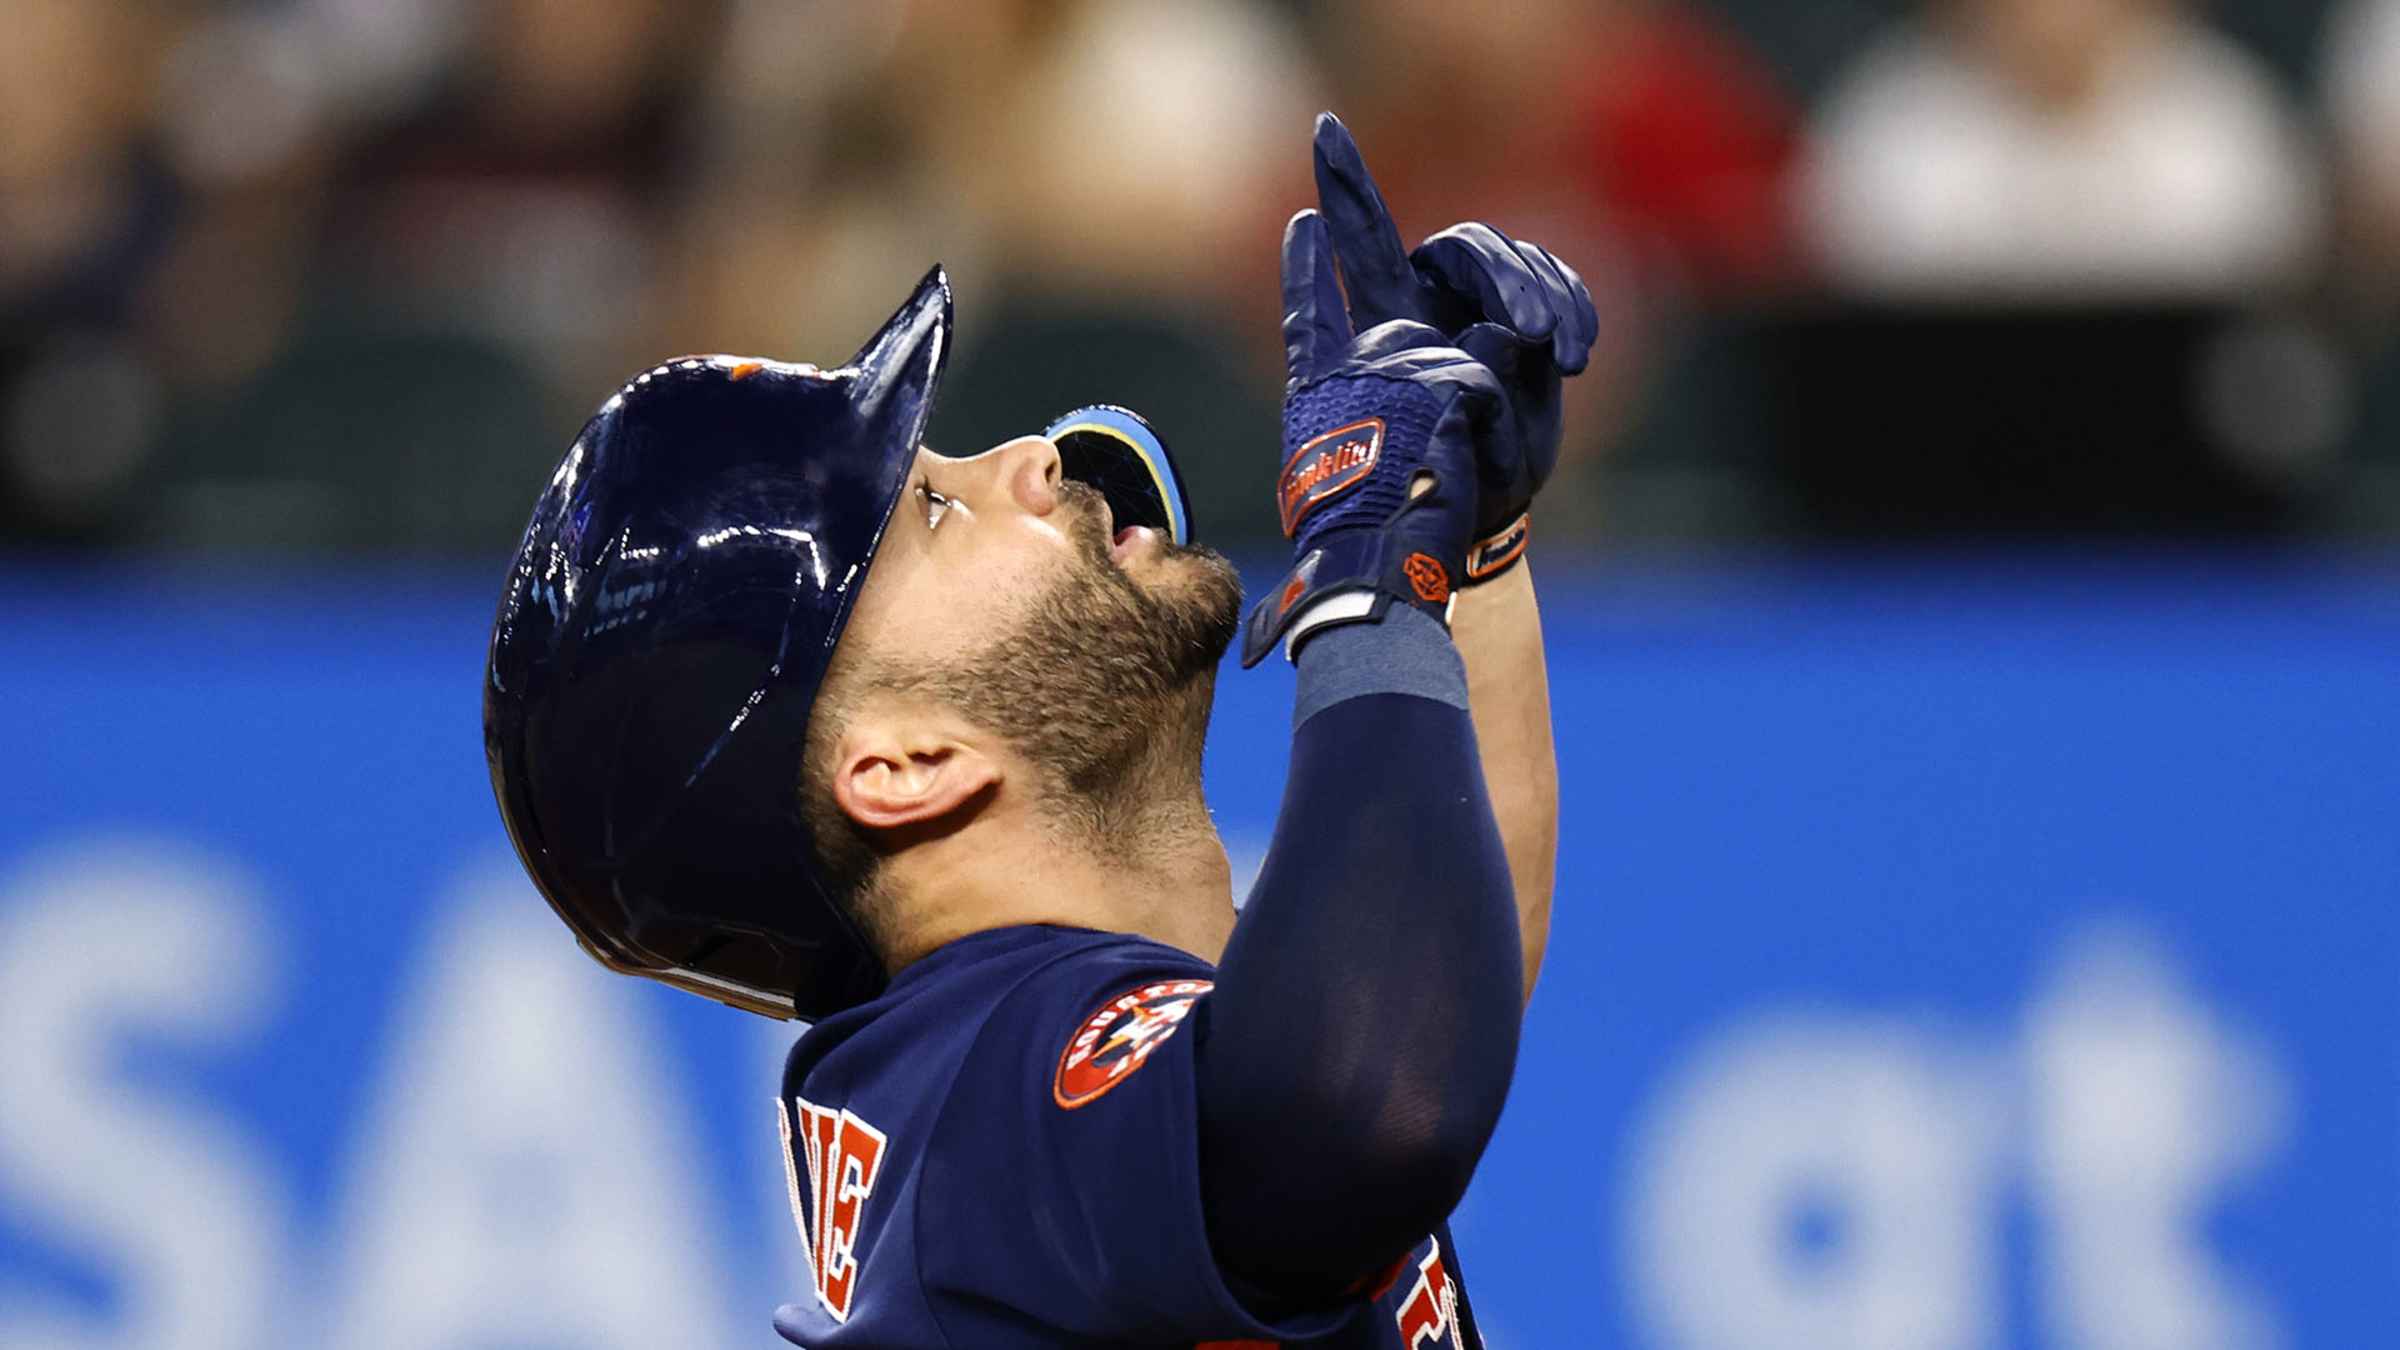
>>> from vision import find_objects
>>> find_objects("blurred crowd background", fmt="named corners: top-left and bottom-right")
top-left (5, 0), bottom-right (2396, 560)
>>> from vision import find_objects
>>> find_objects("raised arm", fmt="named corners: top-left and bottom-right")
top-left (1451, 562), bottom-right (1556, 1004)
top-left (1300, 114), bottom-right (1588, 1006)
top-left (1200, 610), bottom-right (1521, 1303)
top-left (1189, 210), bottom-right (1525, 1304)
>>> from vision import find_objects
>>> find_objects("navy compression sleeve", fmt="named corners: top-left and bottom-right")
top-left (1195, 607), bottom-right (1522, 1301)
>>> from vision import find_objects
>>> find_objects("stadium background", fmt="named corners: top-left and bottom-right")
top-left (2, 1), bottom-right (2394, 1347)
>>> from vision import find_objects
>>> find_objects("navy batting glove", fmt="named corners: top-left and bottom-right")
top-left (1241, 209), bottom-right (1503, 669)
top-left (1311, 111), bottom-right (1600, 582)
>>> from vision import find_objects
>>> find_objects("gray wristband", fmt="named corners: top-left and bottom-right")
top-left (1291, 602), bottom-right (1468, 729)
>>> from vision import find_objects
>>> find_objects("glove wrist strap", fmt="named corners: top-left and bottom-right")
top-left (1464, 511), bottom-right (1531, 585)
top-left (1241, 515), bottom-right (1459, 668)
top-left (1282, 589), bottom-right (1383, 655)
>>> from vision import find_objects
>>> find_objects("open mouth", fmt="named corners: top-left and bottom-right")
top-left (1045, 404), bottom-right (1190, 553)
top-left (1083, 488), bottom-right (1153, 568)
top-left (1110, 524), bottom-right (1155, 566)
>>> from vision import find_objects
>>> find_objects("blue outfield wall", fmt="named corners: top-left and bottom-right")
top-left (0, 558), bottom-right (2394, 1349)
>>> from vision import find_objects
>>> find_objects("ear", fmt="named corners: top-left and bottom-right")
top-left (827, 718), bottom-right (1001, 836)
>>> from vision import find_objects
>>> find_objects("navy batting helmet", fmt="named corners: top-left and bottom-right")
top-left (483, 268), bottom-right (1194, 1019)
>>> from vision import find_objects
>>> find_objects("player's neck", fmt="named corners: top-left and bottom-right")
top-left (882, 774), bottom-right (1236, 972)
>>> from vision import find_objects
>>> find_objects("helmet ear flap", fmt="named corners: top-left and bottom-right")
top-left (1042, 404), bottom-right (1195, 546)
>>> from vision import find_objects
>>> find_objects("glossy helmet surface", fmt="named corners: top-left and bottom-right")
top-left (484, 269), bottom-right (951, 1019)
top-left (484, 269), bottom-right (1199, 1020)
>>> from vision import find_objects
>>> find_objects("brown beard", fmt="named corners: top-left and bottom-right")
top-left (888, 481), bottom-right (1243, 837)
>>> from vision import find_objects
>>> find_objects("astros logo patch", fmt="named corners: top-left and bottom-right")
top-left (1403, 552), bottom-right (1451, 604)
top-left (1054, 979), bottom-right (1213, 1109)
top-left (1279, 418), bottom-right (1385, 535)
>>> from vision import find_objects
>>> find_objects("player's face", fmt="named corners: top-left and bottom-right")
top-left (850, 439), bottom-right (1235, 668)
top-left (837, 437), bottom-right (1243, 795)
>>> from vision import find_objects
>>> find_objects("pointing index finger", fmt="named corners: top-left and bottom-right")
top-left (1312, 112), bottom-right (1422, 325)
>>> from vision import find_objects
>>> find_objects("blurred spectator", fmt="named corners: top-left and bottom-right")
top-left (1316, 0), bottom-right (1610, 251)
top-left (1565, 2), bottom-right (1809, 543)
top-left (320, 0), bottom-right (708, 390)
top-left (1579, 2), bottom-right (1802, 295)
top-left (648, 0), bottom-right (996, 364)
top-left (1318, 0), bottom-right (1801, 541)
top-left (1798, 0), bottom-right (2325, 300)
top-left (2324, 0), bottom-right (2400, 528)
top-left (0, 1), bottom-right (172, 321)
top-left (977, 0), bottom-right (1312, 311)
top-left (139, 0), bottom-right (716, 554)
top-left (2326, 0), bottom-right (2400, 316)
top-left (926, 0), bottom-right (1315, 543)
top-left (0, 0), bottom-right (180, 542)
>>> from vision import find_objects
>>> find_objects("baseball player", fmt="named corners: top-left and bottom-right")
top-left (485, 115), bottom-right (1595, 1348)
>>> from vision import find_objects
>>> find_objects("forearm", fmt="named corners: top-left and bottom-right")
top-left (1197, 610), bottom-right (1521, 1301)
top-left (1450, 562), bottom-right (1557, 1006)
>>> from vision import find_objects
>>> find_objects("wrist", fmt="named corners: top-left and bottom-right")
top-left (1289, 602), bottom-right (1467, 727)
top-left (1285, 574), bottom-right (1456, 663)
top-left (1464, 511), bottom-right (1531, 585)
top-left (1241, 516), bottom-right (1462, 668)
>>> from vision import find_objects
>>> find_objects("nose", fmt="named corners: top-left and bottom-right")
top-left (980, 435), bottom-right (1062, 519)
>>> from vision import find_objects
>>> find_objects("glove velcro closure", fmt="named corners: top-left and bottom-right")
top-left (1241, 522), bottom-right (1460, 668)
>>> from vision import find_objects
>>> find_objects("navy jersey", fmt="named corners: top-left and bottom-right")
top-left (772, 923), bottom-right (1480, 1349)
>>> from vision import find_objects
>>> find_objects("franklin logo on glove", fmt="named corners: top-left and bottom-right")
top-left (1279, 417), bottom-right (1385, 534)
